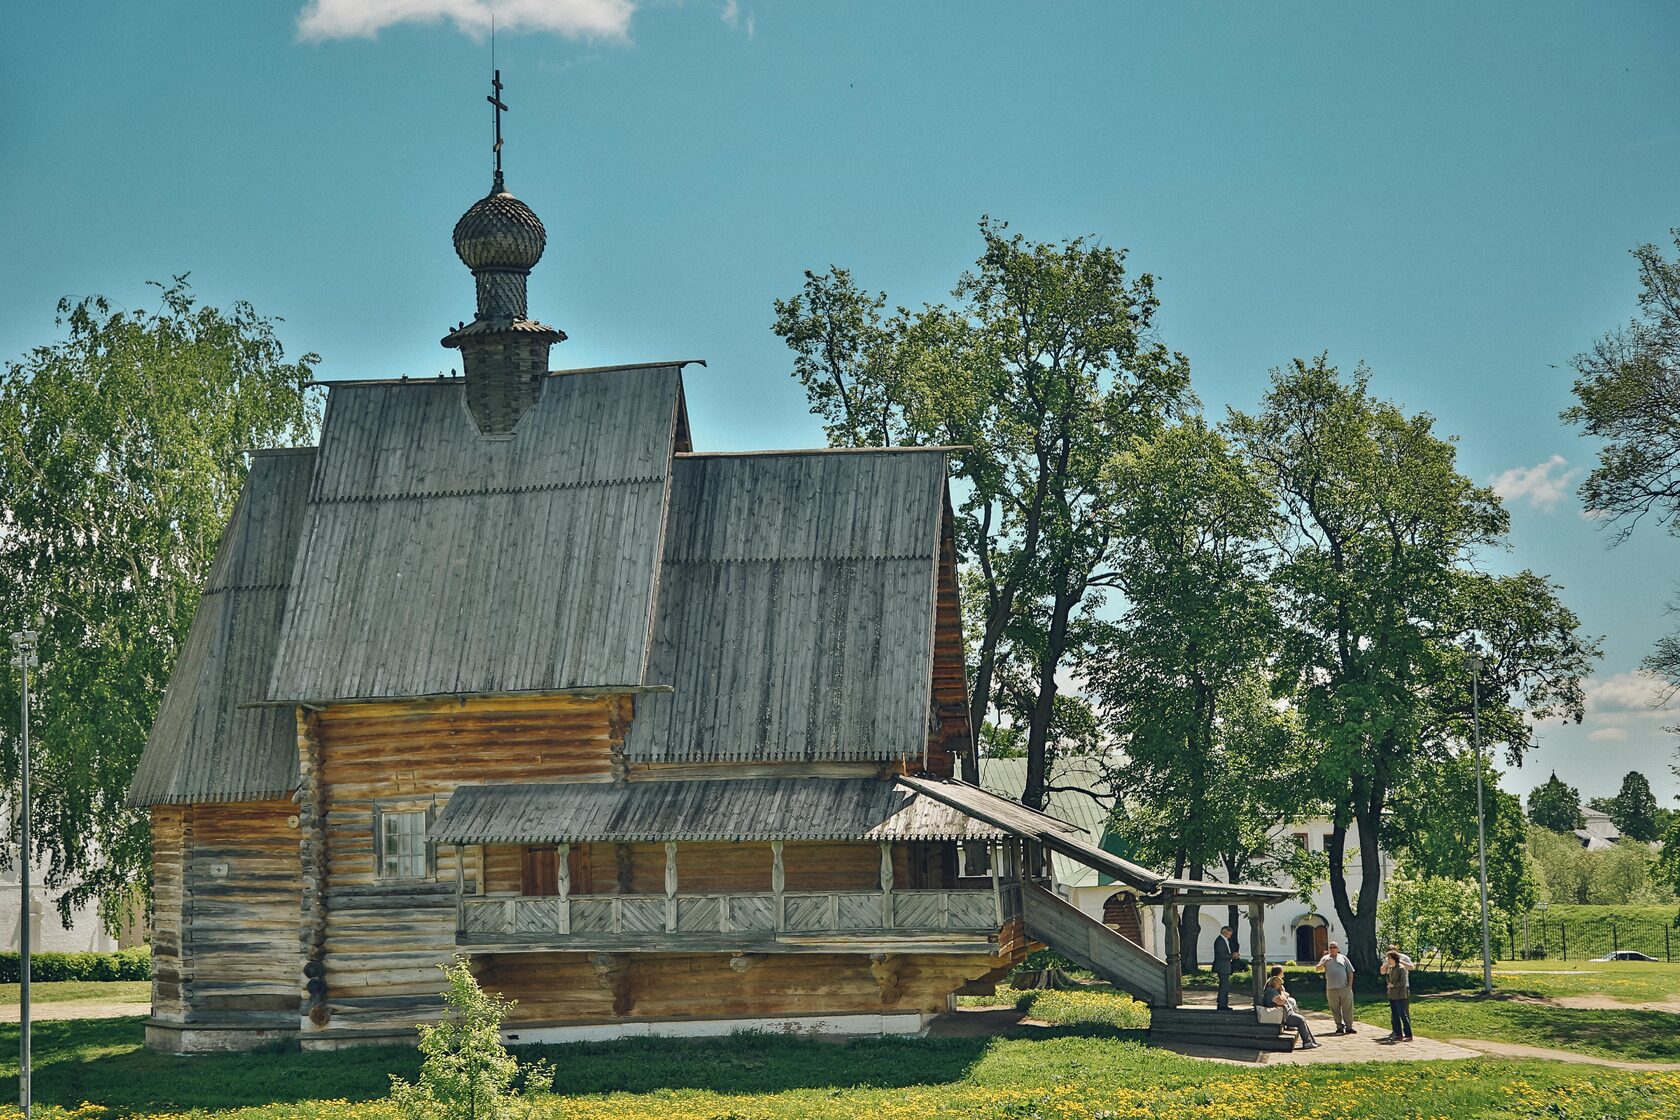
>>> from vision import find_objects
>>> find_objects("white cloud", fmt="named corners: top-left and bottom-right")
top-left (720, 0), bottom-right (738, 27)
top-left (1587, 727), bottom-right (1628, 742)
top-left (1490, 454), bottom-right (1578, 512)
top-left (297, 0), bottom-right (635, 42)
top-left (1584, 669), bottom-right (1675, 715)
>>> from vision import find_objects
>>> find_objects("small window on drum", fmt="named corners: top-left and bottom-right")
top-left (377, 808), bottom-right (431, 880)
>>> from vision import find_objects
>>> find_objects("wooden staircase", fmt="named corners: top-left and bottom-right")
top-left (1020, 882), bottom-right (1170, 1006)
top-left (1148, 1006), bottom-right (1296, 1052)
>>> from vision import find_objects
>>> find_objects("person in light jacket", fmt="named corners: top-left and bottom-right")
top-left (1380, 949), bottom-right (1414, 1042)
top-left (1260, 966), bottom-right (1321, 1049)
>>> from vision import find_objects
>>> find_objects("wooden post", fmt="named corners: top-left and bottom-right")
top-left (453, 844), bottom-right (465, 931)
top-left (989, 840), bottom-right (1003, 925)
top-left (770, 841), bottom-right (785, 931)
top-left (1248, 902), bottom-right (1266, 1008)
top-left (880, 842), bottom-right (894, 930)
top-left (1161, 890), bottom-right (1182, 1007)
top-left (557, 843), bottom-right (571, 935)
top-left (664, 842), bottom-right (678, 933)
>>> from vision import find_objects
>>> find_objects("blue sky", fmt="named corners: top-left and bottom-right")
top-left (4, 1), bottom-right (1678, 801)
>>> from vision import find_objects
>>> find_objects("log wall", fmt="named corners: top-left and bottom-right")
top-left (925, 498), bottom-right (968, 779)
top-left (307, 694), bottom-right (626, 1034)
top-left (150, 799), bottom-right (301, 1026)
top-left (472, 949), bottom-right (1008, 1025)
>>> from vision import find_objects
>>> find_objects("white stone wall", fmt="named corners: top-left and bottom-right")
top-left (0, 862), bottom-right (121, 954)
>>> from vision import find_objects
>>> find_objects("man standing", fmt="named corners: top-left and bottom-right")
top-left (1316, 940), bottom-right (1357, 1034)
top-left (1212, 924), bottom-right (1242, 1010)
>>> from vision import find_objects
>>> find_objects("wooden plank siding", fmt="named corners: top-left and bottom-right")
top-left (306, 694), bottom-right (626, 1033)
top-left (924, 495), bottom-right (968, 779)
top-left (471, 950), bottom-right (1011, 1026)
top-left (149, 800), bottom-right (300, 1026)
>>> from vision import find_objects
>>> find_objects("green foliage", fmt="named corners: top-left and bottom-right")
top-left (1526, 825), bottom-right (1676, 906)
top-left (1377, 875), bottom-right (1506, 966)
top-left (389, 959), bottom-right (540, 1120)
top-left (0, 278), bottom-right (320, 928)
top-left (775, 219), bottom-right (1191, 805)
top-left (1227, 357), bottom-right (1596, 972)
top-left (1603, 770), bottom-right (1663, 842)
top-left (0, 947), bottom-right (149, 984)
top-left (1526, 772), bottom-right (1587, 833)
top-left (1389, 751), bottom-right (1538, 914)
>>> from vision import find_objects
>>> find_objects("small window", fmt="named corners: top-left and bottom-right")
top-left (1291, 832), bottom-right (1309, 849)
top-left (379, 809), bottom-right (430, 880)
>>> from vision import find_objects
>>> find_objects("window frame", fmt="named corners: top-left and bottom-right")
top-left (374, 798), bottom-right (439, 881)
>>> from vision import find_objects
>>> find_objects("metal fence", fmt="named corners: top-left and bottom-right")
top-left (1505, 916), bottom-right (1679, 961)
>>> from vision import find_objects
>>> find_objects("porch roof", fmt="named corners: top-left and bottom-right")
top-left (428, 777), bottom-right (1004, 845)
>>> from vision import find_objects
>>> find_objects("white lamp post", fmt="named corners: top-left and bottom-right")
top-left (1467, 650), bottom-right (1493, 996)
top-left (9, 629), bottom-right (37, 1118)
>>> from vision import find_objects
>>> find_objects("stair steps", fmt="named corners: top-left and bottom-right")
top-left (1148, 1008), bottom-right (1296, 1052)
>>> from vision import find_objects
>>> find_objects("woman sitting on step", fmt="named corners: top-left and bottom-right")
top-left (1260, 966), bottom-right (1321, 1049)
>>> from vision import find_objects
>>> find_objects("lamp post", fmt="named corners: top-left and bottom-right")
top-left (9, 629), bottom-right (37, 1119)
top-left (1468, 650), bottom-right (1493, 996)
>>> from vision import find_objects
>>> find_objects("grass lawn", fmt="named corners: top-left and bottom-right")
top-left (0, 982), bottom-right (149, 1007)
top-left (0, 1017), bottom-right (1676, 1120)
top-left (1491, 959), bottom-right (1680, 1003)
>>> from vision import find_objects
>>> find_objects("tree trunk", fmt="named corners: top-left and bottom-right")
top-left (1327, 786), bottom-right (1387, 977)
top-left (1022, 570), bottom-right (1077, 812)
top-left (1180, 860), bottom-right (1205, 972)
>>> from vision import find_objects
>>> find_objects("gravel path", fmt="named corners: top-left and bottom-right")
top-left (0, 1001), bottom-right (146, 1023)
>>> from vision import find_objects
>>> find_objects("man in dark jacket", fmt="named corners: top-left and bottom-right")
top-left (1212, 925), bottom-right (1243, 1010)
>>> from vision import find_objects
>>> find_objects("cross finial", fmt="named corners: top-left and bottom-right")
top-left (488, 68), bottom-right (508, 191)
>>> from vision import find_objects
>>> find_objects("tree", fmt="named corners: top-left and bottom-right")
top-left (1228, 357), bottom-right (1597, 975)
top-left (1528, 772), bottom-right (1587, 833)
top-left (0, 279), bottom-right (319, 928)
top-left (389, 958), bottom-right (549, 1120)
top-left (1378, 875), bottom-right (1506, 967)
top-left (773, 219), bottom-right (1190, 806)
top-left (1604, 770), bottom-right (1662, 843)
top-left (1083, 420), bottom-right (1308, 965)
top-left (1389, 751), bottom-right (1538, 915)
top-left (1563, 232), bottom-right (1680, 716)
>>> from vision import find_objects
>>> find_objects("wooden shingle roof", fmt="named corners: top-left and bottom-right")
top-left (428, 777), bottom-right (1002, 845)
top-left (266, 366), bottom-right (685, 702)
top-left (128, 449), bottom-right (316, 805)
top-left (625, 449), bottom-right (948, 763)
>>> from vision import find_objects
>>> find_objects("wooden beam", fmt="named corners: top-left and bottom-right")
top-left (1161, 889), bottom-right (1182, 1007)
top-left (1248, 902), bottom-right (1266, 1007)
top-left (664, 842), bottom-right (678, 933)
top-left (770, 840), bottom-right (785, 931)
top-left (880, 842), bottom-right (894, 930)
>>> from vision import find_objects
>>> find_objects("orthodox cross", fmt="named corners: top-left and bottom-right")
top-left (487, 69), bottom-right (508, 182)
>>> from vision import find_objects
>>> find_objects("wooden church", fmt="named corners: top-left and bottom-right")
top-left (128, 94), bottom-right (1287, 1053)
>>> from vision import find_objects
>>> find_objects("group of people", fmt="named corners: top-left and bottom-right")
top-left (1212, 925), bottom-right (1417, 1049)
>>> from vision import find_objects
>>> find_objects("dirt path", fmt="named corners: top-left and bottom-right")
top-left (0, 1001), bottom-right (146, 1023)
top-left (1447, 1037), bottom-right (1680, 1071)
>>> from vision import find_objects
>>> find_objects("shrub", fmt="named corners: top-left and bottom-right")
top-left (390, 957), bottom-right (549, 1120)
top-left (0, 947), bottom-right (150, 983)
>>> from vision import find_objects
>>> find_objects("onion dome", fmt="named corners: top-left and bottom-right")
top-left (452, 172), bottom-right (546, 272)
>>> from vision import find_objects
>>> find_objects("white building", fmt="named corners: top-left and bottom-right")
top-left (979, 757), bottom-right (1395, 967)
top-left (0, 846), bottom-right (126, 953)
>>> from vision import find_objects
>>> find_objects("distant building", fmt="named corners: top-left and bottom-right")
top-left (979, 758), bottom-right (1395, 965)
top-left (1574, 806), bottom-right (1621, 850)
top-left (0, 846), bottom-right (125, 954)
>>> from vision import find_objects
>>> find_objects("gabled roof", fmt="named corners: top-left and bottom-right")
top-left (266, 366), bottom-right (685, 702)
top-left (980, 756), bottom-right (1116, 888)
top-left (625, 448), bottom-right (948, 762)
top-left (429, 777), bottom-right (1002, 844)
top-left (128, 449), bottom-right (316, 806)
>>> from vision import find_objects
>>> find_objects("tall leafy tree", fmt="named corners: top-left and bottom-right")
top-left (0, 279), bottom-right (320, 927)
top-left (1389, 751), bottom-right (1538, 915)
top-left (773, 219), bottom-right (1190, 805)
top-left (1592, 770), bottom-right (1662, 843)
top-left (1527, 772), bottom-right (1587, 833)
top-left (1229, 357), bottom-right (1596, 973)
top-left (1563, 232), bottom-right (1680, 706)
top-left (1084, 421), bottom-right (1310, 966)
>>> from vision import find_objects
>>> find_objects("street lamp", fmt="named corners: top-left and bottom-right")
top-left (1467, 650), bottom-right (1493, 996)
top-left (9, 629), bottom-right (37, 1119)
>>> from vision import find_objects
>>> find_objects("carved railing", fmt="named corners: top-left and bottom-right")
top-left (459, 888), bottom-right (1002, 942)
